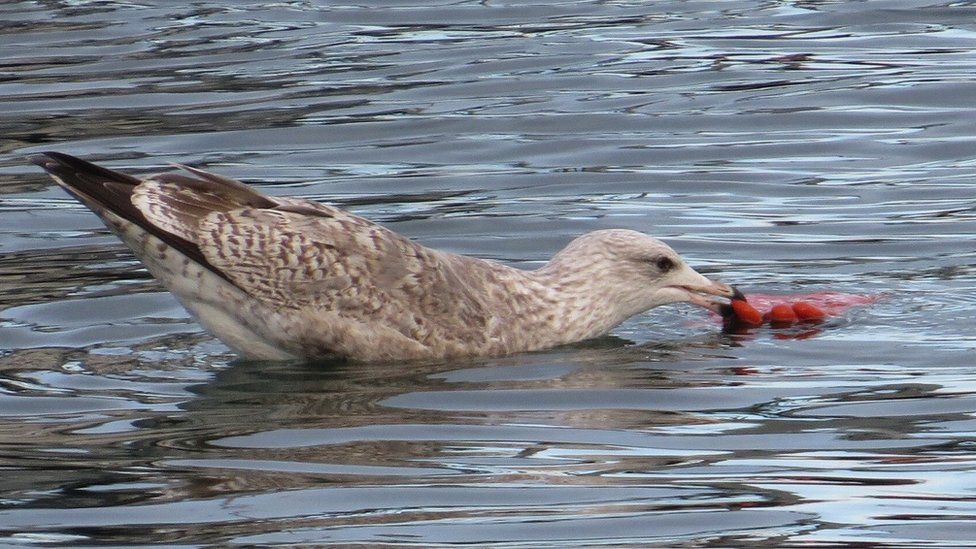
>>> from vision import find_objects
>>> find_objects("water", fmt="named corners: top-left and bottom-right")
top-left (1, 0), bottom-right (976, 546)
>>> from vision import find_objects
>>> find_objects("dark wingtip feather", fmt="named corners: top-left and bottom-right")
top-left (31, 151), bottom-right (242, 288)
top-left (29, 152), bottom-right (55, 167)
top-left (30, 151), bottom-right (142, 186)
top-left (29, 152), bottom-right (69, 174)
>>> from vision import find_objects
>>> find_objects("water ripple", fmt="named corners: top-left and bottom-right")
top-left (1, 0), bottom-right (975, 546)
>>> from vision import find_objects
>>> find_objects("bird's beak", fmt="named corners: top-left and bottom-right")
top-left (668, 268), bottom-right (742, 318)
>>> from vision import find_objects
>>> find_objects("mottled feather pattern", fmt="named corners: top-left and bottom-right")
top-left (198, 206), bottom-right (498, 357)
top-left (132, 183), bottom-right (232, 244)
top-left (33, 152), bottom-right (734, 361)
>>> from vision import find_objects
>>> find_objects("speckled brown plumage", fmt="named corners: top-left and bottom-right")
top-left (32, 152), bottom-right (736, 362)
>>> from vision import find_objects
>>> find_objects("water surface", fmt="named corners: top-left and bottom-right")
top-left (2, 1), bottom-right (976, 546)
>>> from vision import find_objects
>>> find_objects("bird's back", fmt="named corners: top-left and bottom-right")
top-left (33, 153), bottom-right (503, 361)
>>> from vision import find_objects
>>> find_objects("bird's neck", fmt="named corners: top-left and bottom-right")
top-left (448, 255), bottom-right (631, 354)
top-left (527, 264), bottom-right (633, 346)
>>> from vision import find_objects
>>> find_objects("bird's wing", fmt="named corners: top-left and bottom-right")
top-left (33, 153), bottom-right (495, 357)
top-left (33, 152), bottom-right (277, 287)
top-left (193, 204), bottom-right (493, 354)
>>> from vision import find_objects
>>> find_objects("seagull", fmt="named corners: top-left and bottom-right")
top-left (32, 152), bottom-right (740, 362)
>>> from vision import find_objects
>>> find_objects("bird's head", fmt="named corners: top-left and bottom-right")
top-left (543, 229), bottom-right (739, 321)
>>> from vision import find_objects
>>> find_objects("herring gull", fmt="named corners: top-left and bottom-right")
top-left (32, 152), bottom-right (739, 362)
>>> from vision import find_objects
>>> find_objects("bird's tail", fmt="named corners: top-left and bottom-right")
top-left (31, 152), bottom-right (147, 229)
top-left (31, 152), bottom-right (278, 282)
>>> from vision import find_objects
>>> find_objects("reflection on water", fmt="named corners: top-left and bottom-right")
top-left (2, 341), bottom-right (976, 545)
top-left (1, 0), bottom-right (976, 546)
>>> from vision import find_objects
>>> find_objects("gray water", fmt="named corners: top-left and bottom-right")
top-left (2, 1), bottom-right (976, 546)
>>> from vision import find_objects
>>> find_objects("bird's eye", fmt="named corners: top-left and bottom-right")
top-left (654, 256), bottom-right (675, 272)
